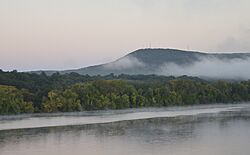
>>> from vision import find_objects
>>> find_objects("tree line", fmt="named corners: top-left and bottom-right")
top-left (0, 70), bottom-right (250, 114)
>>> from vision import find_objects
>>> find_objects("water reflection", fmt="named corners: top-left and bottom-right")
top-left (0, 108), bottom-right (250, 155)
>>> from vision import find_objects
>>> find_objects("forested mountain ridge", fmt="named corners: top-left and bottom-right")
top-left (2, 49), bottom-right (250, 114)
top-left (32, 48), bottom-right (250, 76)
top-left (127, 48), bottom-right (250, 65)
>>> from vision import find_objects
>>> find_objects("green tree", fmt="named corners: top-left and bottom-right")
top-left (42, 90), bottom-right (62, 113)
top-left (0, 85), bottom-right (34, 114)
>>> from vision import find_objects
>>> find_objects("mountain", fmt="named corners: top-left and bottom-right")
top-left (33, 48), bottom-right (250, 79)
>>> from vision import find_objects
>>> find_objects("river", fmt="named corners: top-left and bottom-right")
top-left (0, 104), bottom-right (250, 155)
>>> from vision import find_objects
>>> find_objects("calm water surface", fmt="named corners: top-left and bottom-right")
top-left (0, 104), bottom-right (250, 155)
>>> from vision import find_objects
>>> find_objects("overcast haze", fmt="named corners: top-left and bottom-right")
top-left (1, 0), bottom-right (250, 71)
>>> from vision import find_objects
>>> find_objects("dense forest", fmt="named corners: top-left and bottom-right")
top-left (0, 69), bottom-right (250, 114)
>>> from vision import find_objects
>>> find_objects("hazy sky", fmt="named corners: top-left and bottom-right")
top-left (1, 0), bottom-right (250, 71)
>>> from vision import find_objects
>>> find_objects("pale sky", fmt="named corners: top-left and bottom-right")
top-left (1, 0), bottom-right (250, 71)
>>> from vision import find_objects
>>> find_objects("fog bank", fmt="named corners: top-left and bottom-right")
top-left (157, 57), bottom-right (250, 80)
top-left (103, 56), bottom-right (145, 70)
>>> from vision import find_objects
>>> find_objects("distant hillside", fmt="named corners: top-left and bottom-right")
top-left (32, 48), bottom-right (250, 79)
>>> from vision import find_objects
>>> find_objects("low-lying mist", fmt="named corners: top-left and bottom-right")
top-left (157, 57), bottom-right (250, 80)
top-left (103, 56), bottom-right (145, 70)
top-left (98, 54), bottom-right (250, 80)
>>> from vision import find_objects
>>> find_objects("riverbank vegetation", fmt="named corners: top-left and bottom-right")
top-left (0, 70), bottom-right (250, 114)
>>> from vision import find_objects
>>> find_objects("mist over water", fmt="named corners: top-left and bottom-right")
top-left (0, 104), bottom-right (244, 131)
top-left (0, 104), bottom-right (250, 155)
